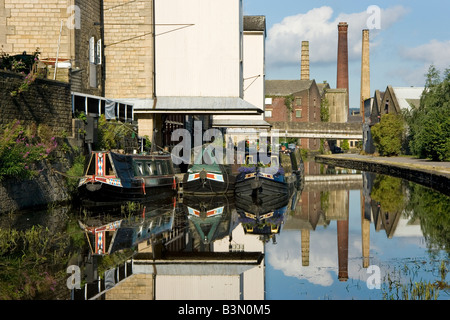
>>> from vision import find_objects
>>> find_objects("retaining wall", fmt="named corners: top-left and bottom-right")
top-left (315, 155), bottom-right (450, 196)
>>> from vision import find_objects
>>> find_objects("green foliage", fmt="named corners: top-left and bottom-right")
top-left (371, 175), bottom-right (406, 213)
top-left (320, 96), bottom-right (330, 122)
top-left (96, 114), bottom-right (137, 151)
top-left (341, 139), bottom-right (350, 151)
top-left (371, 114), bottom-right (406, 156)
top-left (404, 65), bottom-right (450, 161)
top-left (405, 182), bottom-right (450, 253)
top-left (1, 48), bottom-right (42, 96)
top-left (284, 95), bottom-right (294, 113)
top-left (0, 120), bottom-right (58, 180)
top-left (65, 154), bottom-right (86, 196)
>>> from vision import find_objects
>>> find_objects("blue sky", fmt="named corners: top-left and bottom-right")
top-left (244, 0), bottom-right (450, 109)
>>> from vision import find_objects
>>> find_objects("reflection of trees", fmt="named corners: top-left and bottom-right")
top-left (406, 182), bottom-right (450, 254)
top-left (370, 175), bottom-right (406, 238)
top-left (371, 175), bottom-right (406, 213)
top-left (370, 173), bottom-right (450, 254)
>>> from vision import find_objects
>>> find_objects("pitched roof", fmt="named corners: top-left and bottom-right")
top-left (391, 87), bottom-right (424, 111)
top-left (265, 80), bottom-right (315, 96)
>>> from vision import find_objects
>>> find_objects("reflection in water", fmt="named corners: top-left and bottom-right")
top-left (0, 161), bottom-right (448, 300)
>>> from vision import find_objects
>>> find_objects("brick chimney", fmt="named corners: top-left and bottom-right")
top-left (360, 29), bottom-right (370, 121)
top-left (301, 41), bottom-right (310, 80)
top-left (337, 22), bottom-right (349, 110)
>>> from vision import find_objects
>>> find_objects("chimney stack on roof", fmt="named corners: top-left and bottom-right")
top-left (301, 41), bottom-right (310, 80)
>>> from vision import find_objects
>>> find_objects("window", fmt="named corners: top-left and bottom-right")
top-left (265, 110), bottom-right (272, 118)
top-left (135, 162), bottom-right (144, 176)
top-left (296, 109), bottom-right (302, 118)
top-left (296, 98), bottom-right (302, 106)
top-left (265, 98), bottom-right (273, 105)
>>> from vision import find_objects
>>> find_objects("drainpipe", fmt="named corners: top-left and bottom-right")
top-left (152, 0), bottom-right (157, 108)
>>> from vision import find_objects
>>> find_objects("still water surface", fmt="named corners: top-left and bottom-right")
top-left (0, 161), bottom-right (448, 300)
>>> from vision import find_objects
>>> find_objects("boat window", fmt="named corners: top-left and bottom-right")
top-left (165, 160), bottom-right (174, 174)
top-left (135, 162), bottom-right (144, 176)
top-left (146, 162), bottom-right (157, 176)
top-left (154, 160), bottom-right (168, 175)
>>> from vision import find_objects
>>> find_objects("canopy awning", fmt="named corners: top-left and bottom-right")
top-left (118, 96), bottom-right (264, 115)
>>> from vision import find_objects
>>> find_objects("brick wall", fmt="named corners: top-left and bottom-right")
top-left (103, 0), bottom-right (154, 99)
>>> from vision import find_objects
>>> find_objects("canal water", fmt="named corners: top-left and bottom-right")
top-left (0, 160), bottom-right (448, 300)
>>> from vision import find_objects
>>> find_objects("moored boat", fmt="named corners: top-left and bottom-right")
top-left (234, 147), bottom-right (304, 201)
top-left (182, 145), bottom-right (235, 195)
top-left (78, 151), bottom-right (178, 203)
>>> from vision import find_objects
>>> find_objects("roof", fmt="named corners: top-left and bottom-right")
top-left (391, 87), bottom-right (424, 111)
top-left (317, 82), bottom-right (331, 96)
top-left (265, 80), bottom-right (315, 96)
top-left (212, 119), bottom-right (272, 128)
top-left (119, 96), bottom-right (263, 115)
top-left (244, 16), bottom-right (266, 32)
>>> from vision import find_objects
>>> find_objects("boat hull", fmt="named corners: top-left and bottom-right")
top-left (182, 170), bottom-right (235, 195)
top-left (79, 180), bottom-right (177, 204)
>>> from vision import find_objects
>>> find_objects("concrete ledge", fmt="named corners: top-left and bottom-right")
top-left (315, 154), bottom-right (450, 196)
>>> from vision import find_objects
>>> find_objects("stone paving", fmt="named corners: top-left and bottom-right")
top-left (316, 153), bottom-right (450, 176)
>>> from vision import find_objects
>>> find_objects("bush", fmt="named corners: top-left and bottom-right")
top-left (371, 114), bottom-right (406, 156)
top-left (0, 120), bottom-right (58, 180)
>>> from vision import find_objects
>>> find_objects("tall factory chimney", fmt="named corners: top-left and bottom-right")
top-left (360, 29), bottom-right (370, 122)
top-left (301, 41), bottom-right (310, 80)
top-left (337, 22), bottom-right (349, 112)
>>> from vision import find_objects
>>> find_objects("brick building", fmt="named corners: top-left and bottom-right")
top-left (264, 79), bottom-right (325, 150)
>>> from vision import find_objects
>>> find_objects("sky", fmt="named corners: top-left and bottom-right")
top-left (243, 0), bottom-right (450, 109)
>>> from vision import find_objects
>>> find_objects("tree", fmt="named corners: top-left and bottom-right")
top-left (371, 113), bottom-right (406, 156)
top-left (405, 65), bottom-right (450, 161)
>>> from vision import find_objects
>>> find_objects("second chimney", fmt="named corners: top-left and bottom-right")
top-left (301, 41), bottom-right (310, 80)
top-left (337, 22), bottom-right (349, 110)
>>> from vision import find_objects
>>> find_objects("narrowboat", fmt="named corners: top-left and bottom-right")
top-left (182, 195), bottom-right (234, 249)
top-left (234, 147), bottom-right (304, 202)
top-left (79, 203), bottom-right (176, 255)
top-left (78, 151), bottom-right (178, 203)
top-left (182, 146), bottom-right (235, 195)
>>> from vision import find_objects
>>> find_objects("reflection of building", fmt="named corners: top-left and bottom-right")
top-left (284, 161), bottom-right (360, 280)
top-left (103, 201), bottom-right (265, 300)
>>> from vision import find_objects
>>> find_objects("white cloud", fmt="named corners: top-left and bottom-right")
top-left (266, 5), bottom-right (409, 69)
top-left (401, 39), bottom-right (450, 70)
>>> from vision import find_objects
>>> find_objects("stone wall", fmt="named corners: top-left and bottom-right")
top-left (0, 70), bottom-right (72, 133)
top-left (315, 155), bottom-right (450, 197)
top-left (0, 161), bottom-right (70, 214)
top-left (105, 274), bottom-right (154, 300)
top-left (1, 0), bottom-right (104, 96)
top-left (0, 71), bottom-right (77, 213)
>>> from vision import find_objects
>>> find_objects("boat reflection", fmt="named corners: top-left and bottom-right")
top-left (78, 198), bottom-right (178, 256)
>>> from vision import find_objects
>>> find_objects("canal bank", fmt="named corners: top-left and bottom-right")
top-left (315, 154), bottom-right (450, 196)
